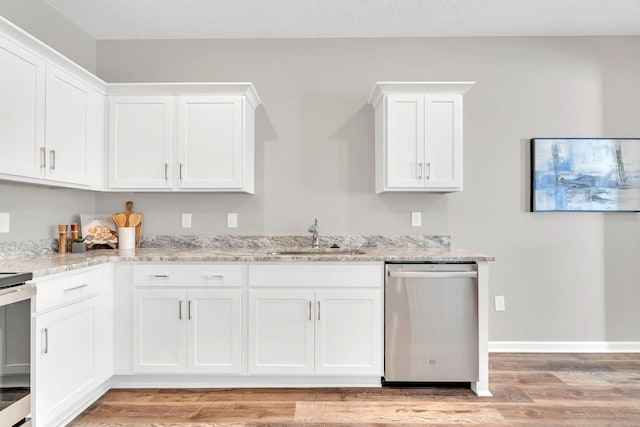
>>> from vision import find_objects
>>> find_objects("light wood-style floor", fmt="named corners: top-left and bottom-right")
top-left (69, 353), bottom-right (640, 426)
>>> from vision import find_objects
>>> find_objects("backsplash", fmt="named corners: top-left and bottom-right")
top-left (0, 235), bottom-right (450, 259)
top-left (140, 235), bottom-right (451, 249)
top-left (0, 239), bottom-right (57, 259)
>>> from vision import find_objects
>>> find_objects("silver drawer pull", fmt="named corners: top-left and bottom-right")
top-left (150, 274), bottom-right (169, 279)
top-left (203, 274), bottom-right (224, 279)
top-left (179, 300), bottom-right (183, 320)
top-left (64, 284), bottom-right (88, 292)
top-left (308, 301), bottom-right (312, 321)
top-left (40, 147), bottom-right (46, 168)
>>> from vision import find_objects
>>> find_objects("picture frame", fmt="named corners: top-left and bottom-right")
top-left (530, 138), bottom-right (640, 212)
top-left (80, 213), bottom-right (118, 249)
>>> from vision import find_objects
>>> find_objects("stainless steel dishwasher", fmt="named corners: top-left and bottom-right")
top-left (384, 263), bottom-right (478, 383)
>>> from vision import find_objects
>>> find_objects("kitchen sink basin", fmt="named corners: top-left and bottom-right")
top-left (266, 248), bottom-right (366, 256)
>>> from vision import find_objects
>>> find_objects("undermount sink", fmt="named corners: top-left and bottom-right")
top-left (266, 248), bottom-right (366, 256)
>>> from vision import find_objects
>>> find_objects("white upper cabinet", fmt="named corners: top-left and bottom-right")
top-left (0, 37), bottom-right (45, 179)
top-left (0, 19), bottom-right (107, 190)
top-left (177, 96), bottom-right (247, 190)
top-left (107, 84), bottom-right (260, 193)
top-left (369, 82), bottom-right (474, 193)
top-left (108, 96), bottom-right (174, 189)
top-left (45, 65), bottom-right (100, 186)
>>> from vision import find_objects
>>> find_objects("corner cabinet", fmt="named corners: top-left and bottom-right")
top-left (108, 84), bottom-right (260, 193)
top-left (369, 82), bottom-right (474, 193)
top-left (0, 29), bottom-right (106, 190)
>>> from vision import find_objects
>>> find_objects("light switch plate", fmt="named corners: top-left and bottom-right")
top-left (494, 295), bottom-right (506, 311)
top-left (227, 213), bottom-right (238, 228)
top-left (411, 211), bottom-right (422, 227)
top-left (0, 213), bottom-right (9, 233)
top-left (181, 213), bottom-right (192, 228)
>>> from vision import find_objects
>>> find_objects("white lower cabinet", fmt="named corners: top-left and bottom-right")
top-left (132, 289), bottom-right (242, 374)
top-left (249, 289), bottom-right (381, 375)
top-left (314, 290), bottom-right (382, 375)
top-left (34, 298), bottom-right (95, 426)
top-left (32, 265), bottom-right (113, 427)
top-left (248, 263), bottom-right (383, 377)
top-left (249, 290), bottom-right (315, 374)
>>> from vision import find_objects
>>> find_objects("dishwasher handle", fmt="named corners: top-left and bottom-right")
top-left (388, 270), bottom-right (477, 279)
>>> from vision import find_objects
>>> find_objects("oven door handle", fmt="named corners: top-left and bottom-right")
top-left (0, 285), bottom-right (36, 306)
top-left (387, 271), bottom-right (477, 279)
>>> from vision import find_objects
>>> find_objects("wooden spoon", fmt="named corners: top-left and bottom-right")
top-left (128, 212), bottom-right (143, 228)
top-left (112, 213), bottom-right (127, 228)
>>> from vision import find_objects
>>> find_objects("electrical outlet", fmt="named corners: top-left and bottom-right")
top-left (0, 213), bottom-right (9, 233)
top-left (227, 213), bottom-right (238, 228)
top-left (181, 213), bottom-right (192, 228)
top-left (411, 211), bottom-right (422, 227)
top-left (494, 295), bottom-right (506, 311)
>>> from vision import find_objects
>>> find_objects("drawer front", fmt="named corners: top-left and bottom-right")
top-left (133, 263), bottom-right (242, 287)
top-left (248, 263), bottom-right (383, 288)
top-left (35, 268), bottom-right (102, 313)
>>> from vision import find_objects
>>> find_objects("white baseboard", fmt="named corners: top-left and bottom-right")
top-left (489, 341), bottom-right (640, 353)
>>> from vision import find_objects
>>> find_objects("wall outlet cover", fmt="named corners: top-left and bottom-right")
top-left (227, 213), bottom-right (238, 228)
top-left (411, 211), bottom-right (422, 227)
top-left (181, 213), bottom-right (192, 228)
top-left (0, 213), bottom-right (9, 233)
top-left (494, 295), bottom-right (506, 311)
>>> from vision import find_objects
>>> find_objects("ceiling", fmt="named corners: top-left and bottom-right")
top-left (44, 0), bottom-right (640, 40)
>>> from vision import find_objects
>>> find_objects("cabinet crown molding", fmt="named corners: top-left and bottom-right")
top-left (106, 83), bottom-right (262, 108)
top-left (368, 81), bottom-right (475, 108)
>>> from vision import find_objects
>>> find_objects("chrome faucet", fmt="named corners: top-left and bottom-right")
top-left (308, 218), bottom-right (320, 248)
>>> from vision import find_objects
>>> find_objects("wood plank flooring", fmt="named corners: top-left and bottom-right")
top-left (69, 353), bottom-right (640, 426)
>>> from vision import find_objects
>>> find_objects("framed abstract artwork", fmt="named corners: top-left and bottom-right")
top-left (531, 138), bottom-right (640, 212)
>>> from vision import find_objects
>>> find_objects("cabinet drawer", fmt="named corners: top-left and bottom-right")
top-left (133, 263), bottom-right (242, 287)
top-left (35, 268), bottom-right (102, 313)
top-left (248, 263), bottom-right (383, 288)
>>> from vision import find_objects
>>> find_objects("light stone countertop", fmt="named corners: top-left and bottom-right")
top-left (0, 247), bottom-right (495, 279)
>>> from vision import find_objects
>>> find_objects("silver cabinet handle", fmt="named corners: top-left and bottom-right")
top-left (203, 274), bottom-right (224, 279)
top-left (179, 163), bottom-right (183, 180)
top-left (150, 274), bottom-right (169, 279)
top-left (317, 301), bottom-right (321, 320)
top-left (308, 301), bottom-right (312, 321)
top-left (50, 150), bottom-right (56, 170)
top-left (418, 162), bottom-right (423, 179)
top-left (179, 300), bottom-right (183, 320)
top-left (188, 300), bottom-right (192, 320)
top-left (388, 271), bottom-right (477, 279)
top-left (164, 163), bottom-right (168, 180)
top-left (41, 328), bottom-right (48, 354)
top-left (426, 162), bottom-right (431, 179)
top-left (63, 284), bottom-right (88, 292)
top-left (40, 147), bottom-right (46, 168)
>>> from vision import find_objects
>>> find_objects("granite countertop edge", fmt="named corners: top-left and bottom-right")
top-left (0, 248), bottom-right (495, 279)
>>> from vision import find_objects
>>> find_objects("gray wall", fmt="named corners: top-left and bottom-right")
top-left (96, 36), bottom-right (640, 342)
top-left (0, 1), bottom-right (97, 243)
top-left (0, 0), bottom-right (96, 72)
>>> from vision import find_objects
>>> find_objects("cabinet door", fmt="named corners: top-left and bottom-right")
top-left (385, 94), bottom-right (425, 189)
top-left (249, 290), bottom-right (314, 374)
top-left (187, 290), bottom-right (242, 373)
top-left (315, 290), bottom-right (382, 375)
top-left (34, 298), bottom-right (96, 427)
top-left (132, 290), bottom-right (186, 373)
top-left (425, 94), bottom-right (463, 190)
top-left (0, 37), bottom-right (45, 178)
top-left (177, 96), bottom-right (244, 189)
top-left (94, 270), bottom-right (114, 384)
top-left (45, 65), bottom-right (90, 185)
top-left (108, 96), bottom-right (173, 189)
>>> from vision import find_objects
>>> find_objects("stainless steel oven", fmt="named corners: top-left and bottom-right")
top-left (0, 272), bottom-right (35, 427)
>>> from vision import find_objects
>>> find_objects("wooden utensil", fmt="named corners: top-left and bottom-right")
top-left (128, 212), bottom-right (142, 228)
top-left (112, 213), bottom-right (127, 228)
